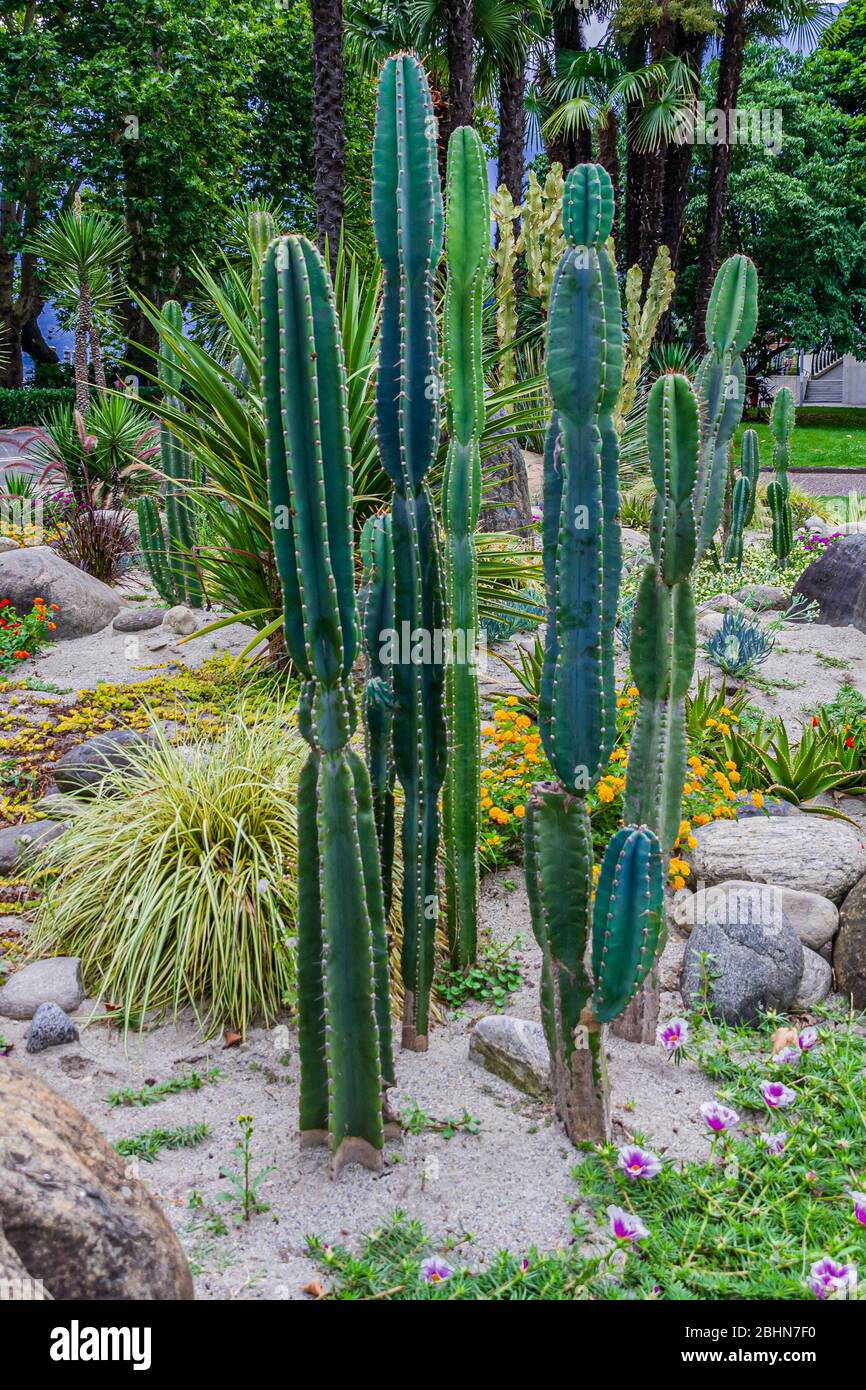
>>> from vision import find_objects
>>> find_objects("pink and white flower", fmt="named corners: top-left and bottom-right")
top-left (700, 1101), bottom-right (739, 1133)
top-left (760, 1079), bottom-right (796, 1109)
top-left (617, 1145), bottom-right (662, 1180)
top-left (807, 1256), bottom-right (857, 1300)
top-left (607, 1205), bottom-right (649, 1243)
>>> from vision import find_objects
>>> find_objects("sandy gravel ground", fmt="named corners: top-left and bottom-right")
top-left (3, 873), bottom-right (714, 1300)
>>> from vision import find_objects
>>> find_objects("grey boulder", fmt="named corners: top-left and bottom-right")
top-left (736, 583), bottom-right (789, 612)
top-left (793, 533), bottom-right (866, 634)
top-left (689, 817), bottom-right (866, 904)
top-left (0, 956), bottom-right (84, 1020)
top-left (112, 606), bottom-right (164, 632)
top-left (0, 546), bottom-right (120, 638)
top-left (469, 1015), bottom-right (550, 1099)
top-left (791, 948), bottom-right (832, 1010)
top-left (0, 820), bottom-right (67, 873)
top-left (833, 871), bottom-right (866, 1008)
top-left (161, 604), bottom-right (196, 636)
top-left (673, 880), bottom-right (838, 952)
top-left (25, 1002), bottom-right (79, 1053)
top-left (680, 886), bottom-right (803, 1024)
top-left (53, 728), bottom-right (155, 795)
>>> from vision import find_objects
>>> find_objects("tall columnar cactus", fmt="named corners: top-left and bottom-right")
top-left (739, 427), bottom-right (760, 528)
top-left (767, 387), bottom-right (795, 565)
top-left (442, 126), bottom-right (488, 968)
top-left (693, 255), bottom-right (757, 560)
top-left (723, 427), bottom-right (760, 568)
top-left (137, 299), bottom-right (202, 607)
top-left (359, 514), bottom-right (396, 919)
top-left (261, 234), bottom-right (393, 1175)
top-left (372, 54), bottom-right (447, 1051)
top-left (525, 164), bottom-right (664, 1143)
top-left (618, 374), bottom-right (700, 1043)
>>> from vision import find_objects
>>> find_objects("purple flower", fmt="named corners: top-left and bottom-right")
top-left (761, 1079), bottom-right (796, 1109)
top-left (851, 1193), bottom-right (866, 1228)
top-left (807, 1256), bottom-right (857, 1301)
top-left (761, 1131), bottom-right (788, 1156)
top-left (798, 1027), bottom-right (818, 1052)
top-left (617, 1144), bottom-right (662, 1180)
top-left (657, 1017), bottom-right (688, 1053)
top-left (607, 1205), bottom-right (649, 1243)
top-left (520, 1257), bottom-right (529, 1272)
top-left (772, 1047), bottom-right (800, 1068)
top-left (700, 1101), bottom-right (740, 1133)
top-left (420, 1257), bottom-right (452, 1284)
top-left (530, 505), bottom-right (543, 522)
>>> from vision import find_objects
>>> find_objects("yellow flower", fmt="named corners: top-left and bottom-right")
top-left (597, 783), bottom-right (615, 803)
top-left (678, 820), bottom-right (691, 836)
top-left (616, 696), bottom-right (629, 709)
top-left (751, 790), bottom-right (764, 809)
top-left (627, 686), bottom-right (639, 698)
top-left (672, 875), bottom-right (685, 891)
top-left (513, 805), bottom-right (525, 819)
top-left (506, 696), bottom-right (519, 707)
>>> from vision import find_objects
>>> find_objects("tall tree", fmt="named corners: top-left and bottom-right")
top-left (311, 0), bottom-right (346, 267)
top-left (548, 0), bottom-right (592, 170)
top-left (692, 0), bottom-right (829, 348)
top-left (443, 0), bottom-right (474, 135)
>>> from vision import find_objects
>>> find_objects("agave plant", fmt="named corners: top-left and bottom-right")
top-left (702, 609), bottom-right (775, 679)
top-left (741, 719), bottom-right (865, 817)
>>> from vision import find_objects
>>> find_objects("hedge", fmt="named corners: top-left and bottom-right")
top-left (0, 386), bottom-right (161, 429)
top-left (744, 405), bottom-right (866, 429)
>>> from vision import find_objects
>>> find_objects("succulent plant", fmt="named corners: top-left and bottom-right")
top-left (261, 233), bottom-right (393, 1176)
top-left (372, 54), bottom-right (447, 1051)
top-left (768, 387), bottom-right (795, 566)
top-left (525, 163), bottom-right (664, 1143)
top-left (359, 513), bottom-right (396, 919)
top-left (137, 299), bottom-right (202, 607)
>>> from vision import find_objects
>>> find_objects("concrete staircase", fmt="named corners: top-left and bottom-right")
top-left (804, 358), bottom-right (843, 404)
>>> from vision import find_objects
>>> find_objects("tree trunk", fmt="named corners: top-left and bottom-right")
top-left (498, 57), bottom-right (525, 203)
top-left (444, 0), bottom-right (474, 137)
top-left (692, 0), bottom-right (748, 351)
top-left (598, 109), bottom-right (621, 241)
top-left (0, 199), bottom-right (39, 390)
top-left (548, 9), bottom-right (591, 172)
top-left (623, 35), bottom-right (648, 271)
top-left (21, 301), bottom-right (59, 368)
top-left (75, 278), bottom-right (92, 416)
top-left (554, 1010), bottom-right (611, 1144)
top-left (310, 0), bottom-right (346, 272)
top-left (611, 970), bottom-right (660, 1044)
top-left (90, 325), bottom-right (106, 392)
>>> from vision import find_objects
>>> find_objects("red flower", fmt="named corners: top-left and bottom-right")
top-left (13, 650), bottom-right (28, 660)
top-left (846, 737), bottom-right (855, 749)
top-left (811, 717), bottom-right (819, 727)
top-left (0, 600), bottom-right (9, 609)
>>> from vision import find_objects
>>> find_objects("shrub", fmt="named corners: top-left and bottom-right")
top-left (51, 504), bottom-right (137, 583)
top-left (30, 715), bottom-right (304, 1037)
top-left (0, 597), bottom-right (58, 671)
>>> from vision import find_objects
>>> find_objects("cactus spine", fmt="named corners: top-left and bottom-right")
top-left (359, 514), bottom-right (397, 918)
top-left (372, 54), bottom-right (447, 1051)
top-left (693, 255), bottom-right (757, 560)
top-left (261, 235), bottom-right (393, 1175)
top-left (768, 387), bottom-right (795, 565)
top-left (442, 126), bottom-right (488, 968)
top-left (137, 299), bottom-right (202, 607)
top-left (525, 164), bottom-right (664, 1143)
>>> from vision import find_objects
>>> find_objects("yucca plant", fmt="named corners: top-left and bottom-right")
top-left (30, 714), bottom-right (305, 1037)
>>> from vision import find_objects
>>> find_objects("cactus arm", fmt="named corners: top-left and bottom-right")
top-left (739, 428), bottom-right (760, 527)
top-left (724, 474), bottom-right (751, 567)
top-left (768, 387), bottom-right (795, 564)
top-left (156, 300), bottom-right (202, 606)
top-left (262, 234), bottom-right (390, 1173)
top-left (373, 55), bottom-right (447, 1049)
top-left (358, 515), bottom-right (396, 918)
top-left (592, 826), bottom-right (664, 1022)
top-left (136, 495), bottom-right (176, 606)
top-left (442, 125), bottom-right (488, 968)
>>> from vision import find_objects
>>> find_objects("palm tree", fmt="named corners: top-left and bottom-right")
top-left (28, 203), bottom-right (129, 414)
top-left (692, 0), bottom-right (831, 347)
top-left (443, 0), bottom-right (474, 134)
top-left (311, 0), bottom-right (346, 269)
top-left (487, 3), bottom-right (548, 204)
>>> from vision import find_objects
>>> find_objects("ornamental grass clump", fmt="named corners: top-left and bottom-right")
top-left (29, 713), bottom-right (304, 1037)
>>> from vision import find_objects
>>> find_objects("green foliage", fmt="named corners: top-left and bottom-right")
top-left (30, 715), bottom-right (303, 1038)
top-left (0, 389), bottom-right (77, 427)
top-left (114, 1122), bottom-right (210, 1164)
top-left (107, 1069), bottom-right (224, 1109)
top-left (217, 1114), bottom-right (273, 1222)
top-left (703, 609), bottom-right (776, 679)
top-left (436, 933), bottom-right (523, 1012)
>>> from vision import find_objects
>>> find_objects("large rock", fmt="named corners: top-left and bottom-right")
top-left (0, 546), bottom-right (121, 638)
top-left (673, 880), bottom-right (838, 952)
top-left (53, 728), bottom-right (155, 795)
top-left (469, 1015), bottom-right (550, 1099)
top-left (680, 887), bottom-right (803, 1024)
top-left (793, 533), bottom-right (866, 633)
top-left (0, 1064), bottom-right (193, 1298)
top-left (791, 948), bottom-right (832, 1010)
top-left (0, 820), bottom-right (67, 873)
top-left (25, 1001), bottom-right (79, 1053)
top-left (690, 817), bottom-right (866, 904)
top-left (478, 424), bottom-right (532, 535)
top-left (834, 871), bottom-right (866, 1008)
top-left (0, 956), bottom-right (84, 1020)
top-left (736, 583), bottom-right (788, 612)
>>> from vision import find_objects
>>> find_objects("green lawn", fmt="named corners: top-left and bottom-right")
top-left (736, 422), bottom-right (866, 470)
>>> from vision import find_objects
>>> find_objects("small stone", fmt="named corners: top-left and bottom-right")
top-left (0, 956), bottom-right (84, 1020)
top-left (469, 1015), bottom-right (551, 1099)
top-left (0, 820), bottom-right (67, 874)
top-left (113, 607), bottom-right (164, 632)
top-left (0, 537), bottom-right (19, 554)
top-left (161, 604), bottom-right (196, 636)
top-left (25, 1002), bottom-right (79, 1053)
top-left (736, 583), bottom-right (789, 611)
top-left (791, 948), bottom-right (832, 1010)
top-left (697, 594), bottom-right (750, 616)
top-left (696, 610), bottom-right (725, 637)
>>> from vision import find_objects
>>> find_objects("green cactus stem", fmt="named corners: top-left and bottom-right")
top-left (262, 233), bottom-right (392, 1176)
top-left (359, 514), bottom-right (396, 918)
top-left (693, 255), bottom-right (757, 561)
top-left (442, 125), bottom-right (488, 969)
top-left (372, 54), bottom-right (447, 1051)
top-left (768, 387), bottom-right (795, 566)
top-left (138, 300), bottom-right (203, 607)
